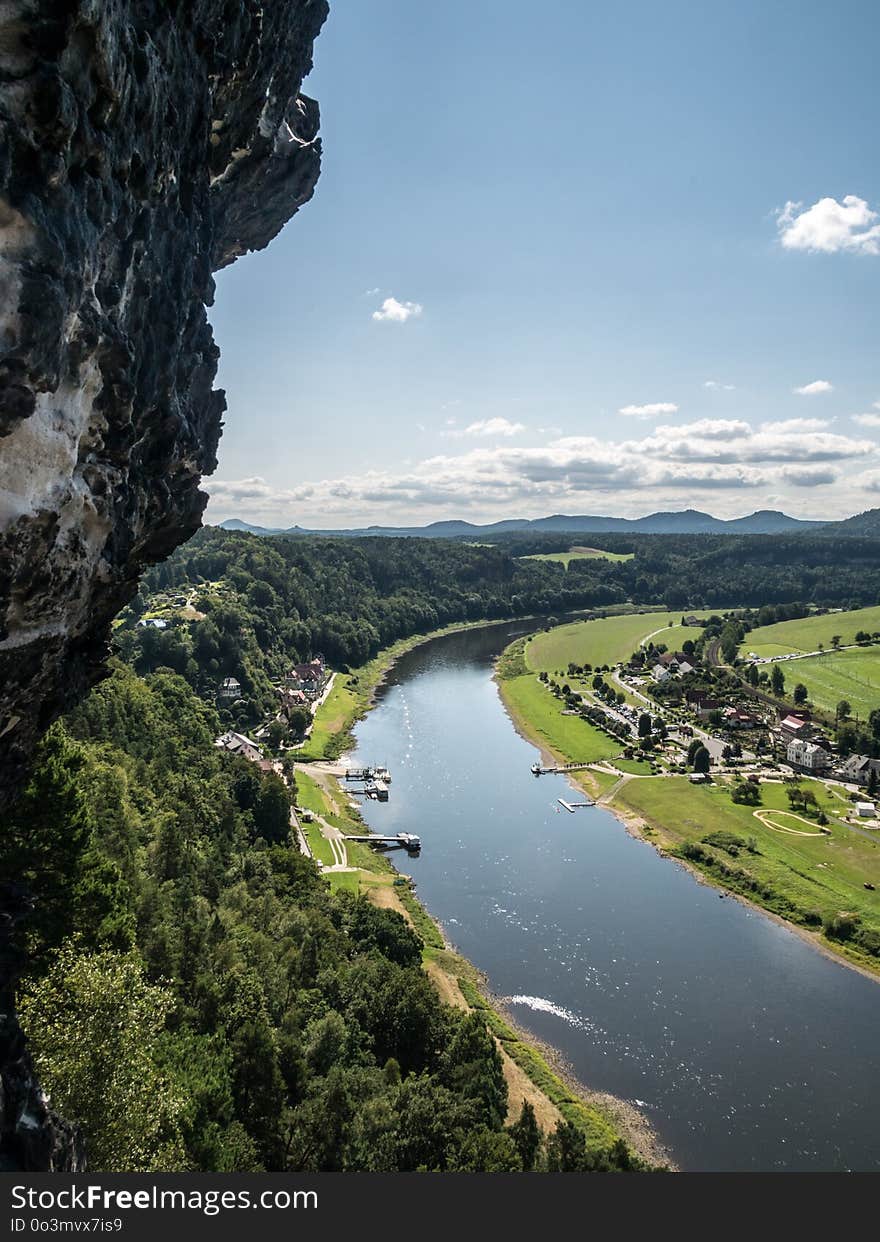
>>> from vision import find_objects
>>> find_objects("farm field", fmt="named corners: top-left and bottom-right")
top-left (519, 546), bottom-right (634, 567)
top-left (526, 609), bottom-right (715, 672)
top-left (742, 605), bottom-right (880, 657)
top-left (612, 776), bottom-right (880, 949)
top-left (771, 647), bottom-right (880, 719)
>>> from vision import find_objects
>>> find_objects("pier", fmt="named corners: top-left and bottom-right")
top-left (557, 798), bottom-right (595, 812)
top-left (344, 832), bottom-right (421, 853)
top-left (531, 760), bottom-right (595, 776)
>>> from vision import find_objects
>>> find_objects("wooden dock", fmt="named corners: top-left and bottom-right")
top-left (531, 761), bottom-right (594, 776)
top-left (344, 832), bottom-right (420, 852)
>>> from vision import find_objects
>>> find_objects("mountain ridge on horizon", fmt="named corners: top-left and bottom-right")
top-left (211, 506), bottom-right (868, 540)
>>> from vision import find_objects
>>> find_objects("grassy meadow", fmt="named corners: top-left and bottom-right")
top-left (743, 605), bottom-right (880, 657)
top-left (526, 609), bottom-right (714, 672)
top-left (519, 546), bottom-right (634, 568)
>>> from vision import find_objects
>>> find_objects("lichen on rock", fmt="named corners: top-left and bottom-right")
top-left (0, 0), bottom-right (327, 1171)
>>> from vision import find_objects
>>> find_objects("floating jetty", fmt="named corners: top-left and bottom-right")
top-left (557, 798), bottom-right (595, 812)
top-left (345, 766), bottom-right (391, 801)
top-left (531, 761), bottom-right (594, 776)
top-left (344, 832), bottom-right (421, 853)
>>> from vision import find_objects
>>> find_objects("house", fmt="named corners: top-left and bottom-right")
top-left (683, 615), bottom-right (703, 627)
top-left (856, 802), bottom-right (876, 818)
top-left (786, 738), bottom-right (830, 772)
top-left (219, 676), bottom-right (241, 700)
top-left (723, 706), bottom-right (760, 730)
top-left (215, 730), bottom-right (263, 764)
top-left (779, 712), bottom-right (812, 739)
top-left (283, 657), bottom-right (328, 699)
top-left (137, 618), bottom-right (168, 629)
top-left (838, 754), bottom-right (880, 786)
top-left (277, 686), bottom-right (308, 717)
top-left (652, 663), bottom-right (672, 683)
top-left (685, 691), bottom-right (722, 721)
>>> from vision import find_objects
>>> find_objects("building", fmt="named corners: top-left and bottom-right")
top-left (786, 738), bottom-right (830, 772)
top-left (722, 706), bottom-right (761, 730)
top-left (652, 663), bottom-right (672, 683)
top-left (136, 617), bottom-right (168, 629)
top-left (779, 712), bottom-right (812, 740)
top-left (685, 691), bottom-right (723, 721)
top-left (838, 754), bottom-right (880, 786)
top-left (683, 615), bottom-right (702, 627)
top-left (856, 802), bottom-right (876, 818)
top-left (215, 730), bottom-right (263, 764)
top-left (219, 676), bottom-right (241, 700)
top-left (283, 657), bottom-right (328, 699)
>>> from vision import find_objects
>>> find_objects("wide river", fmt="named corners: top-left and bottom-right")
top-left (352, 621), bottom-right (880, 1171)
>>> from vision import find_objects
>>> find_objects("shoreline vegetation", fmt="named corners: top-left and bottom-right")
top-left (300, 617), bottom-right (673, 1170)
top-left (496, 625), bottom-right (880, 984)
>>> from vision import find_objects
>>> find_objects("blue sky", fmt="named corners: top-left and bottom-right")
top-left (206, 0), bottom-right (879, 527)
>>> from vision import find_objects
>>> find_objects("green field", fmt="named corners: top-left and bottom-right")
top-left (742, 605), bottom-right (880, 657)
top-left (767, 648), bottom-right (880, 719)
top-left (500, 674), bottom-right (621, 764)
top-left (519, 546), bottom-right (634, 568)
top-left (613, 775), bottom-right (880, 970)
top-left (526, 609), bottom-right (713, 671)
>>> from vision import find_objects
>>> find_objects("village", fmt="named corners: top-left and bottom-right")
top-left (534, 619), bottom-right (880, 829)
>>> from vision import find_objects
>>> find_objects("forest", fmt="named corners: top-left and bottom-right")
top-left (10, 523), bottom-right (880, 1172)
top-left (5, 663), bottom-right (639, 1173)
top-left (120, 527), bottom-right (880, 729)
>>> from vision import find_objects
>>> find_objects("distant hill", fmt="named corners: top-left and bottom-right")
top-left (814, 507), bottom-right (880, 538)
top-left (216, 507), bottom-right (828, 539)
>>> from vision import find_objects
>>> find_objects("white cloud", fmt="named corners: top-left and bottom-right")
top-left (780, 466), bottom-right (838, 487)
top-left (449, 417), bottom-right (527, 439)
top-left (618, 401), bottom-right (679, 419)
top-left (704, 380), bottom-right (736, 391)
top-left (206, 417), bottom-right (876, 523)
top-left (853, 413), bottom-right (880, 428)
top-left (793, 380), bottom-right (833, 396)
top-left (372, 296), bottom-right (423, 323)
top-left (776, 196), bottom-right (880, 256)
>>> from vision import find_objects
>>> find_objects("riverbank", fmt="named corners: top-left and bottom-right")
top-left (297, 616), bottom-right (546, 763)
top-left (495, 636), bottom-right (880, 983)
top-left (296, 622), bottom-right (668, 1169)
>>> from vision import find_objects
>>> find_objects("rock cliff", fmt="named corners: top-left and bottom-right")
top-left (0, 0), bottom-right (327, 1170)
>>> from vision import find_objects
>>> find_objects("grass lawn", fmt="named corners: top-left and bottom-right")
top-left (612, 774), bottom-right (880, 969)
top-left (526, 609), bottom-right (715, 672)
top-left (742, 605), bottom-right (880, 656)
top-left (302, 820), bottom-right (335, 867)
top-left (500, 674), bottom-right (621, 764)
top-left (770, 647), bottom-right (880, 719)
top-left (326, 871), bottom-right (360, 894)
top-left (519, 546), bottom-right (634, 567)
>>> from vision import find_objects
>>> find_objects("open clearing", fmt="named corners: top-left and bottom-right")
top-left (742, 605), bottom-right (880, 657)
top-left (501, 672), bottom-right (621, 764)
top-left (519, 546), bottom-right (634, 567)
top-left (767, 647), bottom-right (880, 719)
top-left (526, 609), bottom-right (715, 671)
top-left (612, 776), bottom-right (880, 936)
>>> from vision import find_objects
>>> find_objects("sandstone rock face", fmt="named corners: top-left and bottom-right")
top-left (0, 0), bottom-right (327, 1170)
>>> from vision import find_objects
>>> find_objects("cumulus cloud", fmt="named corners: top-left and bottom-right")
top-left (853, 413), bottom-right (880, 428)
top-left (776, 196), bottom-right (880, 256)
top-left (372, 296), bottom-right (423, 323)
top-left (780, 466), bottom-right (838, 487)
top-left (618, 401), bottom-right (679, 419)
top-left (793, 380), bottom-right (833, 396)
top-left (449, 417), bottom-right (526, 439)
top-left (704, 380), bottom-right (736, 391)
top-left (206, 416), bottom-right (876, 524)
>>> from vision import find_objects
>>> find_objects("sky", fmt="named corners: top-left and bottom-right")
top-left (205, 0), bottom-right (880, 528)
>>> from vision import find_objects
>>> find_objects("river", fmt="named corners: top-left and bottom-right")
top-left (351, 621), bottom-right (880, 1171)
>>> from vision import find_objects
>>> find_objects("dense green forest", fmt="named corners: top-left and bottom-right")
top-left (5, 665), bottom-right (639, 1172)
top-left (120, 527), bottom-right (880, 729)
